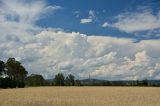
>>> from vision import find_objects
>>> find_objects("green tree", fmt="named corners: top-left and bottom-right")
top-left (0, 60), bottom-right (5, 76)
top-left (54, 73), bottom-right (65, 86)
top-left (75, 80), bottom-right (82, 86)
top-left (65, 74), bottom-right (75, 86)
top-left (142, 79), bottom-right (148, 86)
top-left (6, 58), bottom-right (28, 83)
top-left (26, 74), bottom-right (45, 86)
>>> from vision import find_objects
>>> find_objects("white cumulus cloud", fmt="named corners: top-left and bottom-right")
top-left (1, 29), bottom-right (160, 80)
top-left (0, 0), bottom-right (160, 80)
top-left (102, 22), bottom-right (109, 28)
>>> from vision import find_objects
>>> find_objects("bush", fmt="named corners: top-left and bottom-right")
top-left (17, 81), bottom-right (25, 88)
top-left (0, 77), bottom-right (16, 88)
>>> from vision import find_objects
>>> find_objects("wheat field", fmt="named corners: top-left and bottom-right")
top-left (0, 87), bottom-right (160, 106)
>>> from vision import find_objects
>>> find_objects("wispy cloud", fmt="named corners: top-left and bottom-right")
top-left (80, 10), bottom-right (96, 24)
top-left (73, 11), bottom-right (80, 18)
top-left (102, 22), bottom-right (109, 28)
top-left (110, 8), bottom-right (160, 37)
top-left (89, 10), bottom-right (96, 19)
top-left (0, 0), bottom-right (62, 24)
top-left (80, 18), bottom-right (92, 24)
top-left (0, 0), bottom-right (62, 42)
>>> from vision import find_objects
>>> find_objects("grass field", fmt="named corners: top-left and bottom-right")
top-left (0, 87), bottom-right (160, 106)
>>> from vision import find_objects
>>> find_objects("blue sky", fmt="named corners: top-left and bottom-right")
top-left (0, 0), bottom-right (160, 80)
top-left (37, 0), bottom-right (160, 40)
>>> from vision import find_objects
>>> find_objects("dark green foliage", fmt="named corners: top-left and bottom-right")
top-left (0, 77), bottom-right (16, 88)
top-left (0, 60), bottom-right (5, 75)
top-left (54, 73), bottom-right (65, 86)
top-left (65, 74), bottom-right (75, 86)
top-left (45, 79), bottom-right (54, 86)
top-left (142, 79), bottom-right (148, 86)
top-left (75, 80), bottom-right (82, 86)
top-left (17, 81), bottom-right (25, 88)
top-left (136, 80), bottom-right (148, 86)
top-left (6, 58), bottom-right (28, 82)
top-left (26, 74), bottom-right (46, 86)
top-left (0, 58), bottom-right (28, 88)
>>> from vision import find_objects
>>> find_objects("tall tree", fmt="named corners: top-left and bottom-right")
top-left (6, 58), bottom-right (28, 82)
top-left (54, 73), bottom-right (65, 86)
top-left (65, 74), bottom-right (75, 86)
top-left (0, 60), bottom-right (5, 76)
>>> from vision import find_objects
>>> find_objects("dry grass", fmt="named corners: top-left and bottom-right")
top-left (0, 87), bottom-right (160, 106)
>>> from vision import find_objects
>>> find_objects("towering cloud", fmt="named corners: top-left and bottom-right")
top-left (1, 29), bottom-right (160, 80)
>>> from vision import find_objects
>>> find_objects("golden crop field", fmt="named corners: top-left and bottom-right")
top-left (0, 87), bottom-right (160, 106)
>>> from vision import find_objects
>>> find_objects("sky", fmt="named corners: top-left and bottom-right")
top-left (0, 0), bottom-right (160, 80)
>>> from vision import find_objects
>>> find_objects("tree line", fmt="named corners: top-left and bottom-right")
top-left (26, 73), bottom-right (81, 86)
top-left (0, 58), bottom-right (159, 88)
top-left (0, 58), bottom-right (81, 88)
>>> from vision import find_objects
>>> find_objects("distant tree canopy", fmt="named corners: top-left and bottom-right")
top-left (65, 74), bottom-right (75, 86)
top-left (54, 73), bottom-right (65, 86)
top-left (142, 79), bottom-right (148, 86)
top-left (53, 73), bottom-right (77, 86)
top-left (26, 74), bottom-right (46, 86)
top-left (75, 80), bottom-right (82, 86)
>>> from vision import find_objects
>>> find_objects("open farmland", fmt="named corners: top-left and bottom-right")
top-left (0, 87), bottom-right (160, 106)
